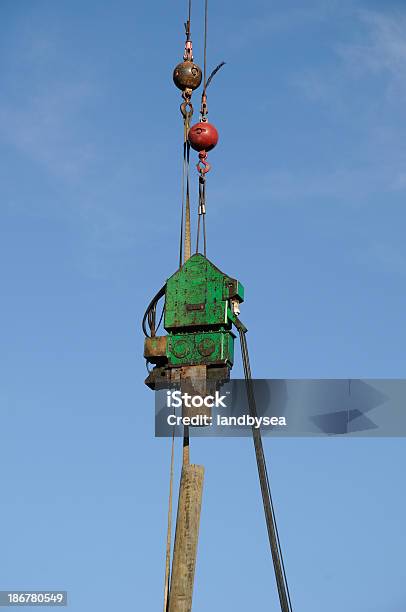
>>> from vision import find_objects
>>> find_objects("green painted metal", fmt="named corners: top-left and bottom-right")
top-left (164, 254), bottom-right (244, 332)
top-left (144, 253), bottom-right (244, 373)
top-left (162, 254), bottom-right (243, 369)
top-left (167, 330), bottom-right (235, 367)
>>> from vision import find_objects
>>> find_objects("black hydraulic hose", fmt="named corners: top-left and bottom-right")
top-left (235, 318), bottom-right (293, 612)
top-left (205, 61), bottom-right (225, 89)
top-left (142, 285), bottom-right (166, 338)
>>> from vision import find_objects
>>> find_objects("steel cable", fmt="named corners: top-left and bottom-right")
top-left (163, 426), bottom-right (176, 612)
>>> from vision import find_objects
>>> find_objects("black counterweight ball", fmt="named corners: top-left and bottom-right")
top-left (173, 61), bottom-right (202, 91)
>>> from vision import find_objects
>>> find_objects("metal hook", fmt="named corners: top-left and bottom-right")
top-left (180, 100), bottom-right (193, 120)
top-left (197, 150), bottom-right (211, 175)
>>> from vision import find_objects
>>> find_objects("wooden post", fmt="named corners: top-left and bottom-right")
top-left (168, 464), bottom-right (204, 612)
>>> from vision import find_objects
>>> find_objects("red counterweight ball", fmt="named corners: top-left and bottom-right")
top-left (188, 121), bottom-right (219, 152)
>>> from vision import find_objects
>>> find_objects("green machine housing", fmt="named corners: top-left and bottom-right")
top-left (144, 253), bottom-right (244, 388)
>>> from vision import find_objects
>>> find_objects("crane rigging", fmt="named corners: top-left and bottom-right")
top-left (142, 2), bottom-right (294, 611)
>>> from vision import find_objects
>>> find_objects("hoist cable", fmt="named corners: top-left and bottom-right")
top-left (201, 180), bottom-right (207, 257)
top-left (203, 0), bottom-right (208, 93)
top-left (179, 144), bottom-right (185, 268)
top-left (202, 213), bottom-right (207, 257)
top-left (163, 425), bottom-right (175, 612)
top-left (195, 0), bottom-right (209, 257)
top-left (196, 177), bottom-right (203, 254)
top-left (179, 0), bottom-right (194, 267)
top-left (235, 319), bottom-right (293, 612)
top-left (184, 0), bottom-right (192, 42)
top-left (184, 137), bottom-right (191, 262)
top-left (180, 110), bottom-right (192, 266)
top-left (196, 213), bottom-right (201, 254)
top-left (196, 176), bottom-right (207, 256)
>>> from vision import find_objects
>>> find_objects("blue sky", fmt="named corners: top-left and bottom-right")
top-left (1, 1), bottom-right (406, 610)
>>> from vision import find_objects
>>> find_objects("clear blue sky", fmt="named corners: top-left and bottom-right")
top-left (1, 1), bottom-right (406, 610)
